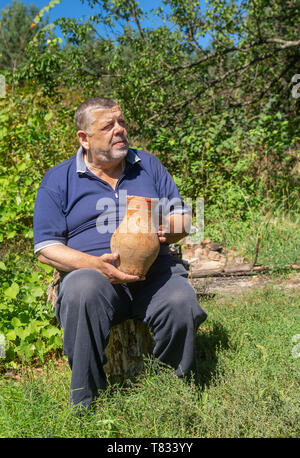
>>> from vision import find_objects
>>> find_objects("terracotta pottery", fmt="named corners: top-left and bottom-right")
top-left (110, 195), bottom-right (160, 277)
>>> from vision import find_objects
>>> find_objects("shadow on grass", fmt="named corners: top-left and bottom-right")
top-left (195, 322), bottom-right (230, 389)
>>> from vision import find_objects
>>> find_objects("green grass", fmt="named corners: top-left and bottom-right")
top-left (203, 212), bottom-right (300, 271)
top-left (0, 286), bottom-right (299, 438)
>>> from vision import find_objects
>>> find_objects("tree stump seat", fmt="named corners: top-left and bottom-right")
top-left (46, 269), bottom-right (154, 381)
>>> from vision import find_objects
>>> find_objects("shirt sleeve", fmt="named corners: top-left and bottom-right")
top-left (33, 186), bottom-right (67, 253)
top-left (153, 156), bottom-right (192, 217)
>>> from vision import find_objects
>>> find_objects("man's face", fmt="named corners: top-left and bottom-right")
top-left (83, 106), bottom-right (129, 161)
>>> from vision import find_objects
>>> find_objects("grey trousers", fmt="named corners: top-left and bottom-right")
top-left (55, 256), bottom-right (207, 409)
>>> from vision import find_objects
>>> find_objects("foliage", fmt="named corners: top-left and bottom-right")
top-left (36, 0), bottom-right (299, 213)
top-left (0, 0), bottom-right (299, 366)
top-left (0, 0), bottom-right (47, 73)
top-left (0, 250), bottom-right (62, 365)
top-left (0, 86), bottom-right (74, 366)
top-left (0, 88), bottom-right (76, 244)
top-left (148, 104), bottom-right (300, 217)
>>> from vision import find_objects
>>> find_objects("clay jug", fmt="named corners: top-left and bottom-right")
top-left (110, 195), bottom-right (160, 277)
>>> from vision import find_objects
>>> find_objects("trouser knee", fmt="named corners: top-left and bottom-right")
top-left (150, 288), bottom-right (206, 338)
top-left (56, 269), bottom-right (115, 326)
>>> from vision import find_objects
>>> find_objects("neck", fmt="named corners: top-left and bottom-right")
top-left (83, 151), bottom-right (125, 178)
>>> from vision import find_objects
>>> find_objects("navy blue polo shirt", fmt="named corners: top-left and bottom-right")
top-left (33, 147), bottom-right (190, 257)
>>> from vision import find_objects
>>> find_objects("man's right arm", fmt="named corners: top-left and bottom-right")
top-left (34, 181), bottom-right (143, 284)
top-left (37, 244), bottom-right (143, 284)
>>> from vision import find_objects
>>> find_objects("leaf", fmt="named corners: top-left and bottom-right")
top-left (0, 261), bottom-right (7, 270)
top-left (42, 326), bottom-right (60, 338)
top-left (17, 343), bottom-right (35, 361)
top-left (44, 112), bottom-right (53, 122)
top-left (31, 286), bottom-right (44, 298)
top-left (4, 282), bottom-right (20, 299)
top-left (6, 329), bottom-right (16, 341)
top-left (16, 162), bottom-right (27, 172)
top-left (11, 317), bottom-right (22, 327)
top-left (6, 230), bottom-right (17, 239)
top-left (15, 327), bottom-right (31, 340)
top-left (37, 261), bottom-right (53, 274)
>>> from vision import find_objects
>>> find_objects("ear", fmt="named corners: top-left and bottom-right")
top-left (77, 130), bottom-right (89, 150)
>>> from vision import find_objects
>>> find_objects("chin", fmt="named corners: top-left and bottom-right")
top-left (92, 146), bottom-right (128, 162)
top-left (110, 147), bottom-right (128, 160)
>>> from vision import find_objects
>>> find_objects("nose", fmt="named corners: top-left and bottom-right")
top-left (113, 121), bottom-right (126, 135)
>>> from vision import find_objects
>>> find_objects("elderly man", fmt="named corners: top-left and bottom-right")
top-left (33, 97), bottom-right (207, 412)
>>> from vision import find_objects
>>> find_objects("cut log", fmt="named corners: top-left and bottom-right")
top-left (47, 268), bottom-right (60, 310)
top-left (104, 320), bottom-right (153, 381)
top-left (190, 265), bottom-right (269, 278)
top-left (224, 262), bottom-right (254, 273)
top-left (47, 269), bottom-right (154, 381)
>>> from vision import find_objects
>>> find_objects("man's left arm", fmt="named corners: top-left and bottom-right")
top-left (151, 154), bottom-right (192, 245)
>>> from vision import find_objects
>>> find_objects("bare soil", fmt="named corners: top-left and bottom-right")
top-left (190, 272), bottom-right (300, 296)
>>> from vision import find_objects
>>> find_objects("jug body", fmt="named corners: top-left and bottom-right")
top-left (110, 195), bottom-right (160, 277)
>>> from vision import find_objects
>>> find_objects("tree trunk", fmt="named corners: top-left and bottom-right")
top-left (47, 269), bottom-right (154, 381)
top-left (104, 319), bottom-right (153, 381)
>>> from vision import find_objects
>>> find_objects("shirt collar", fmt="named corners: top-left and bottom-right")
top-left (76, 146), bottom-right (141, 173)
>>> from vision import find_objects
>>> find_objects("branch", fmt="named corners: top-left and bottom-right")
top-left (167, 36), bottom-right (300, 74)
top-left (169, 46), bottom-right (285, 114)
top-left (230, 52), bottom-right (299, 107)
top-left (266, 38), bottom-right (300, 48)
top-left (129, 0), bottom-right (146, 41)
top-left (250, 236), bottom-right (261, 269)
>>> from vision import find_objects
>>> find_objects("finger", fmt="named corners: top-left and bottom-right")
top-left (101, 252), bottom-right (119, 263)
top-left (117, 270), bottom-right (145, 283)
top-left (111, 275), bottom-right (144, 284)
top-left (158, 236), bottom-right (167, 243)
top-left (122, 273), bottom-right (143, 282)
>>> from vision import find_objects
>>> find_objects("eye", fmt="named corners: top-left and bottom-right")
top-left (102, 123), bottom-right (113, 131)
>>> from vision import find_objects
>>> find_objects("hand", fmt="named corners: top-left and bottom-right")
top-left (157, 225), bottom-right (169, 244)
top-left (98, 252), bottom-right (145, 284)
top-left (158, 224), bottom-right (179, 245)
top-left (158, 214), bottom-right (191, 245)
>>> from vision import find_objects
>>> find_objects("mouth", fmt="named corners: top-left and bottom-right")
top-left (112, 139), bottom-right (128, 148)
top-left (114, 141), bottom-right (125, 146)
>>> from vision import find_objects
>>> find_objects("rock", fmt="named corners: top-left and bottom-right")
top-left (195, 259), bottom-right (225, 270)
top-left (206, 242), bottom-right (223, 252)
top-left (182, 248), bottom-right (197, 260)
top-left (234, 256), bottom-right (245, 264)
top-left (208, 251), bottom-right (221, 261)
top-left (194, 247), bottom-right (203, 258)
top-left (203, 247), bottom-right (210, 257)
top-left (219, 254), bottom-right (227, 265)
top-left (182, 243), bottom-right (203, 260)
top-left (291, 264), bottom-right (300, 270)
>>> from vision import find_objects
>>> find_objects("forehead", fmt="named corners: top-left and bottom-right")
top-left (90, 106), bottom-right (124, 124)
